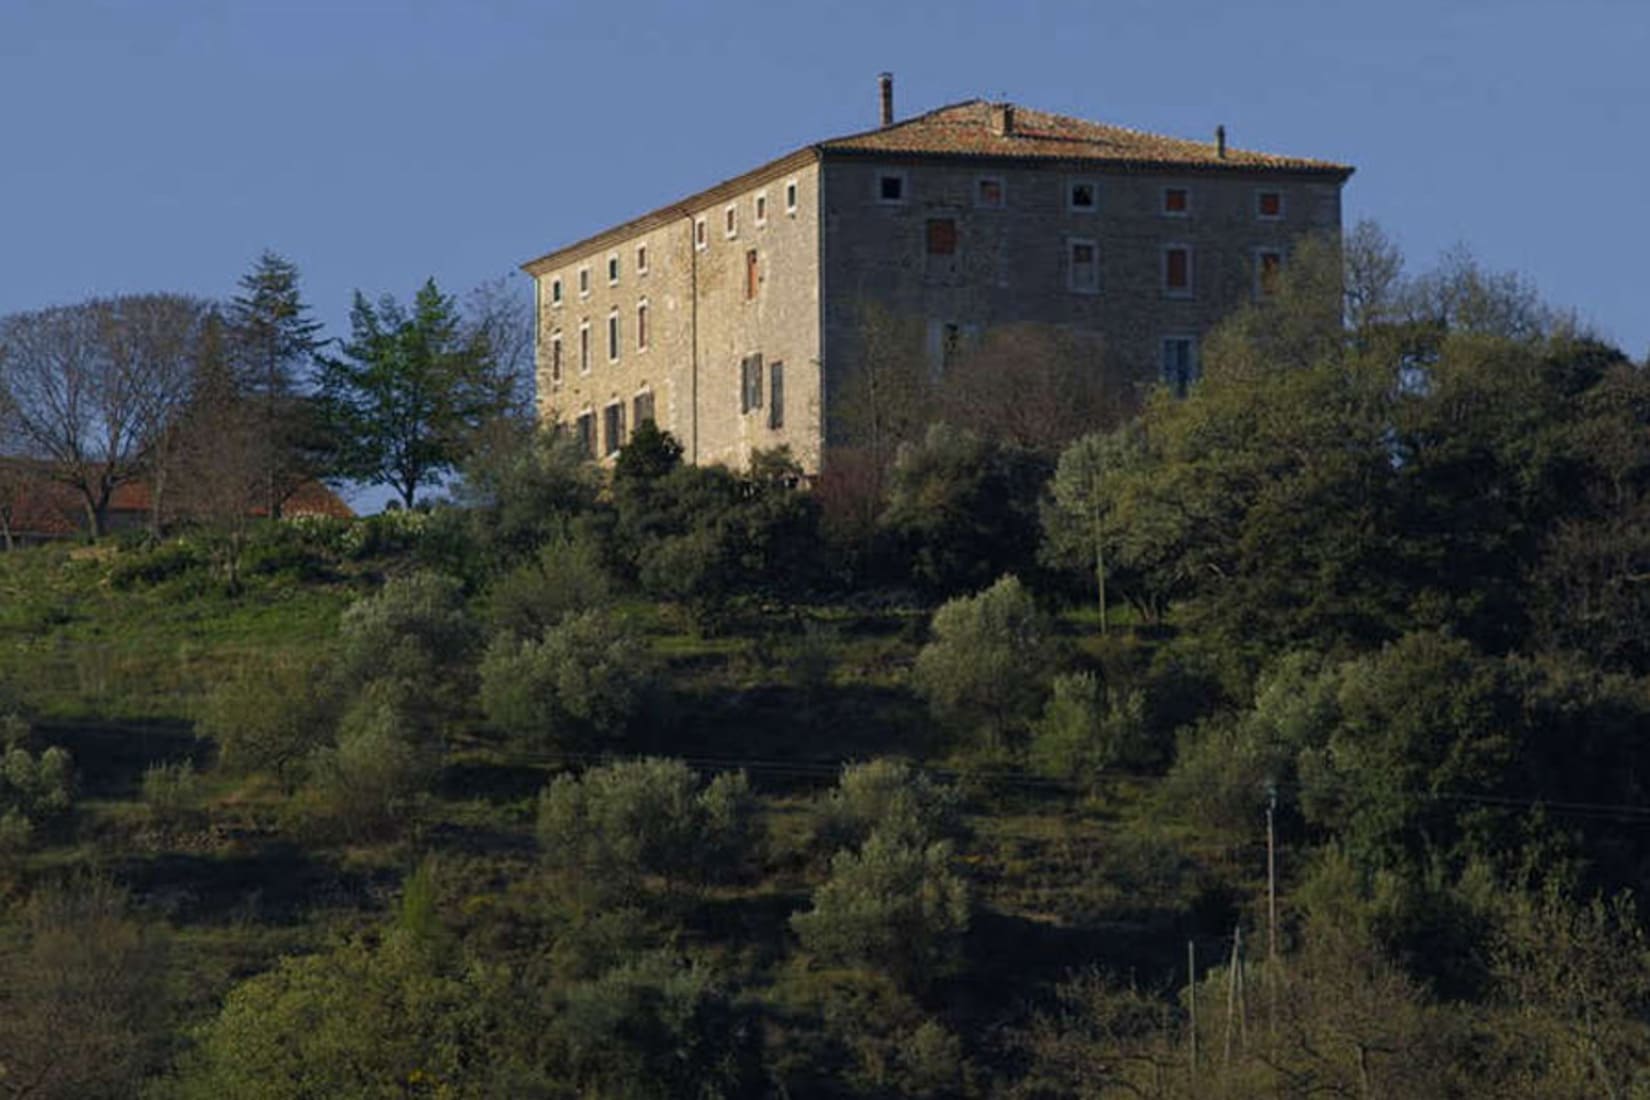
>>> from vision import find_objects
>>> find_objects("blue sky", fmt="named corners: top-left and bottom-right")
top-left (3, 0), bottom-right (1645, 505)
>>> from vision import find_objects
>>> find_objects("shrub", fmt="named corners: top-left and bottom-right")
top-left (1028, 672), bottom-right (1149, 786)
top-left (485, 524), bottom-right (612, 640)
top-left (195, 655), bottom-right (337, 788)
top-left (335, 571), bottom-right (480, 715)
top-left (536, 758), bottom-right (761, 892)
top-left (301, 680), bottom-right (440, 840)
top-left (480, 610), bottom-right (652, 753)
top-left (1, 744), bottom-right (73, 819)
top-left (108, 538), bottom-right (208, 590)
top-left (790, 828), bottom-right (970, 991)
top-left (911, 575), bottom-right (1058, 749)
top-left (811, 758), bottom-right (963, 854)
top-left (141, 759), bottom-right (203, 825)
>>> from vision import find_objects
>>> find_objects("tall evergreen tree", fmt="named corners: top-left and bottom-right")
top-left (228, 250), bottom-right (324, 518)
top-left (315, 279), bottom-right (507, 509)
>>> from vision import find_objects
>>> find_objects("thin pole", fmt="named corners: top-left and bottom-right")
top-left (1223, 925), bottom-right (1240, 1066)
top-left (1188, 939), bottom-right (1198, 1081)
top-left (1267, 778), bottom-right (1278, 1036)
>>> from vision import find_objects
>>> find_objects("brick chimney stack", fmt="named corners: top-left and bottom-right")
top-left (1216, 124), bottom-right (1227, 159)
top-left (879, 72), bottom-right (894, 127)
top-left (990, 102), bottom-right (1015, 136)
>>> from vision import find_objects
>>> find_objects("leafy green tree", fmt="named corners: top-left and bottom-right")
top-left (300, 679), bottom-right (441, 840)
top-left (481, 610), bottom-right (652, 752)
top-left (315, 279), bottom-right (510, 508)
top-left (334, 571), bottom-right (480, 717)
top-left (810, 757), bottom-right (963, 854)
top-left (485, 525), bottom-right (612, 640)
top-left (790, 829), bottom-right (970, 992)
top-left (0, 878), bottom-right (171, 1099)
top-left (228, 250), bottom-right (325, 518)
top-left (194, 655), bottom-right (336, 790)
top-left (445, 416), bottom-right (599, 575)
top-left (1040, 425), bottom-right (1149, 628)
top-left (880, 422), bottom-right (1051, 597)
top-left (1028, 671), bottom-right (1148, 786)
top-left (911, 575), bottom-right (1059, 749)
top-left (536, 758), bottom-right (761, 892)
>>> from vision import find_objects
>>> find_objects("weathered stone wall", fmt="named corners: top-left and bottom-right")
top-left (818, 156), bottom-right (1343, 444)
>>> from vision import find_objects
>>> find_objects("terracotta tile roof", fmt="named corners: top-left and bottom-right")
top-left (822, 100), bottom-right (1351, 174)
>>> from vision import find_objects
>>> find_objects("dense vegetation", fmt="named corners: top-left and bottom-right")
top-left (3, 227), bottom-right (1650, 1096)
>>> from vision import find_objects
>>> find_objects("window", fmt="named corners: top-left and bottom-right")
top-left (876, 171), bottom-right (906, 204)
top-left (1255, 249), bottom-right (1284, 297)
top-left (926, 218), bottom-right (958, 256)
top-left (607, 253), bottom-right (619, 286)
top-left (549, 331), bottom-right (563, 386)
top-left (636, 299), bottom-right (649, 351)
top-left (1162, 336), bottom-right (1198, 398)
top-left (550, 277), bottom-right (563, 306)
top-left (975, 176), bottom-right (1005, 208)
top-left (784, 179), bottom-right (798, 215)
top-left (603, 402), bottom-right (625, 457)
top-left (633, 390), bottom-right (655, 428)
top-left (768, 361), bottom-right (784, 430)
top-left (694, 217), bottom-right (707, 250)
top-left (1163, 244), bottom-right (1193, 297)
top-left (740, 353), bottom-right (763, 414)
top-left (1067, 237), bottom-right (1099, 293)
top-left (636, 244), bottom-right (648, 274)
top-left (745, 249), bottom-right (759, 300)
top-left (606, 309), bottom-right (619, 362)
top-left (1256, 190), bottom-right (1284, 220)
top-left (578, 321), bottom-right (591, 374)
top-left (724, 203), bottom-right (737, 239)
top-left (578, 266), bottom-right (590, 298)
top-left (1162, 187), bottom-right (1190, 216)
top-left (575, 411), bottom-right (595, 457)
top-left (1067, 178), bottom-right (1098, 212)
top-left (926, 319), bottom-right (979, 376)
top-left (941, 323), bottom-right (962, 371)
top-left (755, 192), bottom-right (768, 226)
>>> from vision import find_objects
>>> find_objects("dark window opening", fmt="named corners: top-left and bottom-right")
top-left (1165, 247), bottom-right (1191, 293)
top-left (879, 174), bottom-right (904, 202)
top-left (603, 403), bottom-right (625, 457)
top-left (634, 391), bottom-right (655, 428)
top-left (1163, 338), bottom-right (1197, 398)
top-left (768, 361), bottom-right (784, 429)
top-left (740, 354), bottom-right (764, 414)
top-left (1164, 187), bottom-right (1189, 214)
top-left (1258, 191), bottom-right (1283, 218)
top-left (575, 413), bottom-right (595, 458)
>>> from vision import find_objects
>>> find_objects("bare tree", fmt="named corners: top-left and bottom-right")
top-left (938, 323), bottom-right (1122, 453)
top-left (0, 295), bottom-right (208, 538)
top-left (464, 274), bottom-right (536, 419)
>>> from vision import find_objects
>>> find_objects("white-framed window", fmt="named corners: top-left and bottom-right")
top-left (875, 170), bottom-right (907, 204)
top-left (636, 298), bottom-right (649, 352)
top-left (1254, 248), bottom-right (1284, 298)
top-left (1161, 186), bottom-right (1191, 217)
top-left (606, 308), bottom-right (620, 362)
top-left (744, 249), bottom-right (759, 301)
top-left (1256, 190), bottom-right (1285, 220)
top-left (975, 175), bottom-right (1005, 209)
top-left (785, 179), bottom-right (798, 215)
top-left (549, 330), bottom-right (563, 386)
top-left (1161, 335), bottom-right (1199, 397)
top-left (1067, 237), bottom-right (1099, 293)
top-left (603, 401), bottom-right (626, 457)
top-left (740, 353), bottom-right (764, 414)
top-left (578, 320), bottom-right (591, 375)
top-left (768, 361), bottom-right (784, 430)
top-left (1162, 243), bottom-right (1193, 298)
top-left (694, 216), bottom-right (707, 251)
top-left (550, 277), bottom-right (563, 307)
top-left (1067, 177), bottom-right (1099, 212)
top-left (636, 243), bottom-right (648, 274)
top-left (754, 191), bottom-right (768, 227)
top-left (606, 252), bottom-right (619, 286)
top-left (578, 265), bottom-right (591, 299)
top-left (724, 203), bottom-right (738, 239)
top-left (633, 389), bottom-right (655, 428)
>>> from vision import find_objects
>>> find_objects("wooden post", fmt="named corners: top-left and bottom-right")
top-left (1267, 778), bottom-right (1278, 1037)
top-left (1223, 925), bottom-right (1240, 1066)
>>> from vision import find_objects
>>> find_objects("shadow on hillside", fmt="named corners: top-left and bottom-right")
top-left (111, 842), bottom-right (394, 925)
top-left (36, 717), bottom-right (210, 799)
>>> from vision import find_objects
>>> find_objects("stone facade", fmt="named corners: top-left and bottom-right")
top-left (523, 91), bottom-right (1351, 472)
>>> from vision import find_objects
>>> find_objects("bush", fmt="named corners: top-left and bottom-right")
top-left (1, 744), bottom-right (73, 820)
top-left (1028, 671), bottom-right (1149, 786)
top-left (790, 828), bottom-right (970, 992)
top-left (811, 758), bottom-right (963, 854)
top-left (536, 758), bottom-right (761, 892)
top-left (485, 524), bottom-right (611, 640)
top-left (195, 655), bottom-right (336, 788)
top-left (911, 575), bottom-right (1058, 749)
top-left (300, 680), bottom-right (440, 840)
top-left (108, 538), bottom-right (208, 590)
top-left (335, 571), bottom-right (480, 715)
top-left (480, 610), bottom-right (652, 753)
top-left (141, 759), bottom-right (202, 826)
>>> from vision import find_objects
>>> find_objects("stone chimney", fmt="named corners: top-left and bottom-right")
top-left (1216, 124), bottom-right (1227, 159)
top-left (990, 102), bottom-right (1015, 136)
top-left (879, 72), bottom-right (894, 127)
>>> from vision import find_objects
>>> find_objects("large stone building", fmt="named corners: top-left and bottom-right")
top-left (522, 76), bottom-right (1352, 472)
